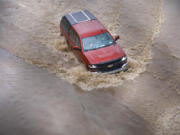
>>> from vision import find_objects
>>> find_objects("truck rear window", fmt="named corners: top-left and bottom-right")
top-left (61, 16), bottom-right (71, 34)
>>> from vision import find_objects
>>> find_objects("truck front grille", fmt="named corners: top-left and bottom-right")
top-left (96, 58), bottom-right (126, 73)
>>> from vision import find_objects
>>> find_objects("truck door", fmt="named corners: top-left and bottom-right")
top-left (69, 29), bottom-right (82, 62)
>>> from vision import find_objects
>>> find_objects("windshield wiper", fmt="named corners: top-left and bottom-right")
top-left (84, 43), bottom-right (114, 52)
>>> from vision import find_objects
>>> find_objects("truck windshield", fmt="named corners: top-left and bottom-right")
top-left (82, 32), bottom-right (114, 51)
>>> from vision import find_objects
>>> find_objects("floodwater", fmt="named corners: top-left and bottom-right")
top-left (0, 0), bottom-right (163, 90)
top-left (0, 0), bottom-right (180, 135)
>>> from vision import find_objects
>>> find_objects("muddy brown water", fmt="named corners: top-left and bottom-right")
top-left (0, 0), bottom-right (180, 135)
top-left (0, 0), bottom-right (163, 90)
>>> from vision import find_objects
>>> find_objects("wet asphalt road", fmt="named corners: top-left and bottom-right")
top-left (0, 0), bottom-right (180, 135)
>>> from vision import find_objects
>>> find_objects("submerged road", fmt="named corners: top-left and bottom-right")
top-left (0, 48), bottom-right (152, 135)
top-left (0, 0), bottom-right (180, 135)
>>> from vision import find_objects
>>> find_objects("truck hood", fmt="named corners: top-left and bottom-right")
top-left (84, 44), bottom-right (125, 64)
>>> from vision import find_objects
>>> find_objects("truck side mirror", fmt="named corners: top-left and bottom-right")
top-left (73, 46), bottom-right (81, 50)
top-left (114, 35), bottom-right (120, 41)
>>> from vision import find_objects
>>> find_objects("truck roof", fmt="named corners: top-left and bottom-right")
top-left (65, 10), bottom-right (96, 25)
top-left (64, 10), bottom-right (107, 38)
top-left (73, 20), bottom-right (106, 38)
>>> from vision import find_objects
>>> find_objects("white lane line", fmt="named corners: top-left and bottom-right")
top-left (18, 3), bottom-right (27, 8)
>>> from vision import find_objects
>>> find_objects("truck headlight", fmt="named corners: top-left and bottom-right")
top-left (122, 56), bottom-right (127, 61)
top-left (89, 64), bottom-right (97, 69)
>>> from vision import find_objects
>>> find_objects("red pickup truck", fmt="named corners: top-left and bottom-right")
top-left (60, 10), bottom-right (128, 73)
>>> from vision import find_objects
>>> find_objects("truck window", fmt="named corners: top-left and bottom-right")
top-left (61, 16), bottom-right (71, 34)
top-left (70, 29), bottom-right (81, 48)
